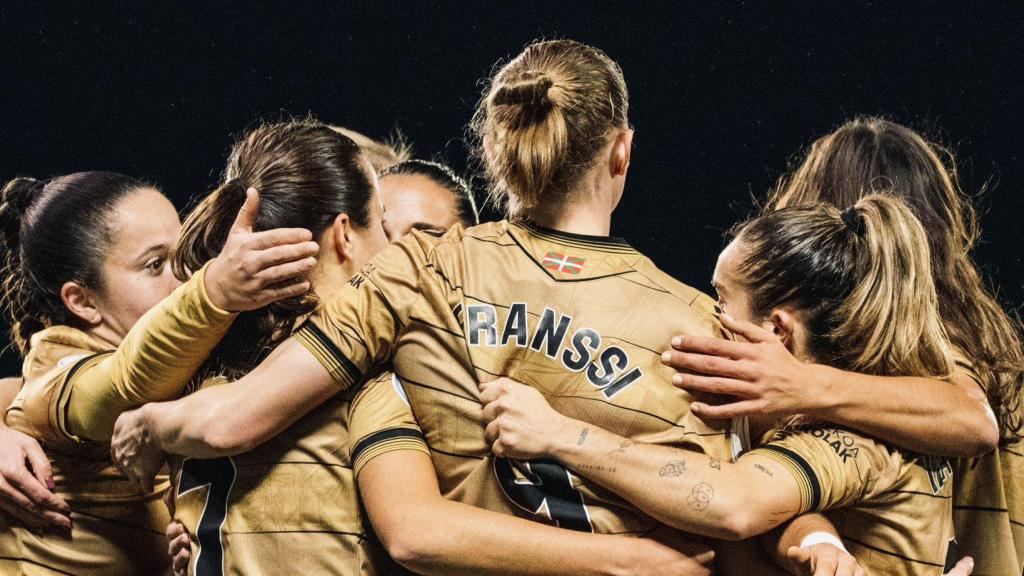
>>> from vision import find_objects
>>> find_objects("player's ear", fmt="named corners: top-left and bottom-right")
top-left (331, 213), bottom-right (354, 261)
top-left (609, 127), bottom-right (633, 177)
top-left (767, 307), bottom-right (798, 352)
top-left (61, 281), bottom-right (103, 326)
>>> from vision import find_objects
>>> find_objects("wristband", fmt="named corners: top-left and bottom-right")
top-left (799, 531), bottom-right (848, 552)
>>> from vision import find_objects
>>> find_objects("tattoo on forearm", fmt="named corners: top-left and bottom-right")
top-left (754, 463), bottom-right (773, 477)
top-left (687, 483), bottom-right (715, 511)
top-left (611, 439), bottom-right (634, 455)
top-left (578, 463), bottom-right (617, 473)
top-left (708, 456), bottom-right (721, 471)
top-left (577, 428), bottom-right (589, 446)
top-left (659, 460), bottom-right (687, 478)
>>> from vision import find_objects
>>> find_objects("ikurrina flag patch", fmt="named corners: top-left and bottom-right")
top-left (541, 252), bottom-right (585, 274)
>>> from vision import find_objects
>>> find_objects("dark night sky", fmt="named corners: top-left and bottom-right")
top-left (1, 2), bottom-right (1022, 374)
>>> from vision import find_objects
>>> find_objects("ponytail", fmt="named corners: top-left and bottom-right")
top-left (487, 72), bottom-right (568, 213)
top-left (834, 196), bottom-right (952, 377)
top-left (172, 178), bottom-right (248, 281)
top-left (175, 119), bottom-right (375, 381)
top-left (471, 40), bottom-right (629, 220)
top-left (765, 116), bottom-right (1024, 441)
top-left (0, 178), bottom-right (46, 353)
top-left (732, 194), bottom-right (952, 378)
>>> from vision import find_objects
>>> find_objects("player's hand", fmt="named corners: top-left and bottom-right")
top-left (664, 313), bottom-right (819, 419)
top-left (204, 187), bottom-right (319, 312)
top-left (944, 557), bottom-right (974, 576)
top-left (479, 377), bottom-right (572, 459)
top-left (0, 426), bottom-right (72, 535)
top-left (166, 520), bottom-right (192, 576)
top-left (787, 544), bottom-right (864, 576)
top-left (110, 406), bottom-right (166, 493)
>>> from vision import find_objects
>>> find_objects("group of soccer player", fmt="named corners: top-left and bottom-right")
top-left (0, 38), bottom-right (1020, 576)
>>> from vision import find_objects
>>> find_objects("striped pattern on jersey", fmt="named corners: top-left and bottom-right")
top-left (3, 326), bottom-right (170, 575)
top-left (951, 359), bottom-right (1024, 575)
top-left (295, 220), bottom-right (737, 536)
top-left (750, 420), bottom-right (956, 576)
top-left (172, 375), bottom-right (395, 576)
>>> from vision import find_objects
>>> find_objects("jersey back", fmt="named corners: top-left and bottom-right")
top-left (300, 221), bottom-right (736, 535)
top-left (172, 377), bottom-right (394, 576)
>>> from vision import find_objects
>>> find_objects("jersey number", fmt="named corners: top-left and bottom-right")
top-left (177, 457), bottom-right (237, 576)
top-left (494, 457), bottom-right (592, 532)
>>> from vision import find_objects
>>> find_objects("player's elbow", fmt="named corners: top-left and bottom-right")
top-left (712, 496), bottom-right (766, 541)
top-left (379, 524), bottom-right (444, 572)
top-left (960, 413), bottom-right (999, 457)
top-left (716, 510), bottom-right (762, 541)
top-left (387, 540), bottom-right (441, 573)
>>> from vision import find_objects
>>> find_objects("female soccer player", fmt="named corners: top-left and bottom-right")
top-left (480, 195), bottom-right (964, 575)
top-left (0, 171), bottom-right (316, 575)
top-left (667, 117), bottom-right (1022, 574)
top-left (112, 39), bottom-right (824, 575)
top-left (158, 119), bottom-right (706, 576)
top-left (379, 159), bottom-right (478, 241)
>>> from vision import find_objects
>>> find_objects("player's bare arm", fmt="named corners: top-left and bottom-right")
top-left (110, 337), bottom-right (334, 489)
top-left (769, 513), bottom-right (863, 576)
top-left (665, 314), bottom-right (998, 457)
top-left (479, 378), bottom-right (802, 541)
top-left (360, 449), bottom-right (714, 576)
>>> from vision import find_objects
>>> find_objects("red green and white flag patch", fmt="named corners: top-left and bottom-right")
top-left (541, 252), bottom-right (585, 275)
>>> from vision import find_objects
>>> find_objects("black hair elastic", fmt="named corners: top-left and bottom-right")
top-left (841, 207), bottom-right (867, 236)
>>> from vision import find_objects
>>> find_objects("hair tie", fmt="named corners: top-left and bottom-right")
top-left (841, 207), bottom-right (867, 236)
top-left (224, 177), bottom-right (250, 193)
top-left (492, 73), bottom-right (554, 107)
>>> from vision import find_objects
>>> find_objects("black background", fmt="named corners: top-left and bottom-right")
top-left (2, 2), bottom-right (1022, 374)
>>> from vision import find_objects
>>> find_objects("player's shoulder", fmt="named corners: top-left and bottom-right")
top-left (21, 325), bottom-right (110, 388)
top-left (431, 220), bottom-right (509, 250)
top-left (631, 255), bottom-right (721, 327)
top-left (765, 416), bottom-right (906, 468)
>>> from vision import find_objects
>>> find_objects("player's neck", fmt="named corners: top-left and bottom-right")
top-left (310, 257), bottom-right (353, 302)
top-left (525, 188), bottom-right (614, 237)
top-left (83, 323), bottom-right (124, 351)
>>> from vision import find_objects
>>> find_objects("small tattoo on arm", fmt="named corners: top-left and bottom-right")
top-left (610, 439), bottom-right (634, 455)
top-left (708, 456), bottom-right (721, 471)
top-left (578, 463), bottom-right (617, 473)
top-left (754, 463), bottom-right (773, 477)
top-left (687, 483), bottom-right (715, 511)
top-left (659, 460), bottom-right (687, 478)
top-left (577, 428), bottom-right (589, 446)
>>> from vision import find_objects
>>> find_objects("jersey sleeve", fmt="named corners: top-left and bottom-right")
top-left (348, 371), bottom-right (428, 476)
top-left (23, 263), bottom-right (237, 443)
top-left (293, 231), bottom-right (441, 391)
top-left (743, 420), bottom-right (904, 514)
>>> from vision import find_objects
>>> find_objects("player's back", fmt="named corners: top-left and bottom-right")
top-left (390, 221), bottom-right (737, 534)
top-left (172, 376), bottom-right (394, 576)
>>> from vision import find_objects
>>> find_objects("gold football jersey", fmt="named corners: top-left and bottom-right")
top-left (297, 220), bottom-right (737, 536)
top-left (751, 419), bottom-right (956, 575)
top-left (170, 374), bottom-right (396, 576)
top-left (951, 360), bottom-right (1024, 575)
top-left (1, 264), bottom-right (236, 575)
top-left (348, 372), bottom-right (427, 477)
top-left (2, 326), bottom-right (170, 576)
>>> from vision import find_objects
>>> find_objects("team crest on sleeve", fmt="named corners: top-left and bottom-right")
top-left (541, 252), bottom-right (585, 275)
